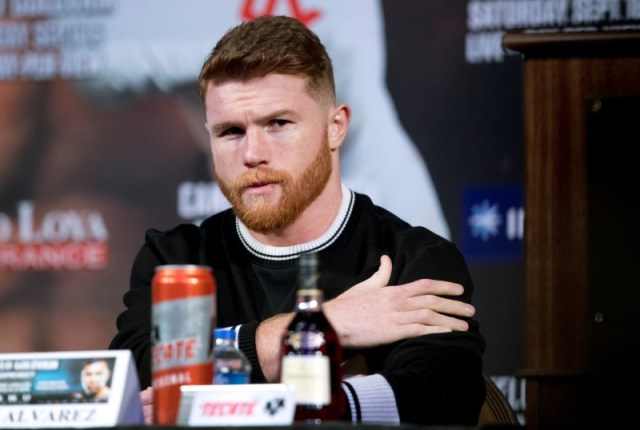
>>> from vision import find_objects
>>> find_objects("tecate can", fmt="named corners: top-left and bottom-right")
top-left (151, 264), bottom-right (216, 425)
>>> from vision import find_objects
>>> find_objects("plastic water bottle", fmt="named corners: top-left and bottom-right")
top-left (213, 328), bottom-right (251, 384)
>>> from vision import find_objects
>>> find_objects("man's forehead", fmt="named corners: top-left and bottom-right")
top-left (85, 361), bottom-right (108, 370)
top-left (206, 74), bottom-right (311, 102)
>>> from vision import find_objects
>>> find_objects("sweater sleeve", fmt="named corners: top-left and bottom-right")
top-left (108, 225), bottom-right (203, 388)
top-left (342, 374), bottom-right (400, 423)
top-left (339, 331), bottom-right (484, 425)
top-left (344, 236), bottom-right (486, 426)
top-left (398, 238), bottom-right (486, 425)
top-left (237, 321), bottom-right (269, 383)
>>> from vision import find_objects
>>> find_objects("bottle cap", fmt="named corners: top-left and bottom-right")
top-left (214, 328), bottom-right (235, 341)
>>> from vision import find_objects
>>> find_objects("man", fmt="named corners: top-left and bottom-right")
top-left (74, 359), bottom-right (112, 402)
top-left (110, 15), bottom-right (485, 425)
top-left (80, 0), bottom-right (451, 236)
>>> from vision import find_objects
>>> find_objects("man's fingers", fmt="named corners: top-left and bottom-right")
top-left (140, 387), bottom-right (153, 404)
top-left (413, 308), bottom-right (470, 331)
top-left (403, 279), bottom-right (465, 297)
top-left (407, 295), bottom-right (475, 318)
top-left (140, 387), bottom-right (153, 424)
top-left (402, 310), bottom-right (470, 333)
top-left (373, 255), bottom-right (392, 285)
top-left (350, 255), bottom-right (393, 291)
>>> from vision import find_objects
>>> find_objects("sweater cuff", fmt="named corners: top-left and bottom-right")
top-left (237, 321), bottom-right (268, 383)
top-left (342, 374), bottom-right (400, 424)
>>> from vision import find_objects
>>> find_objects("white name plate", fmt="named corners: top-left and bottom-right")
top-left (177, 384), bottom-right (296, 426)
top-left (0, 350), bottom-right (143, 428)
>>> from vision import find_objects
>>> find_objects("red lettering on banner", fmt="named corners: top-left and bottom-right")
top-left (201, 401), bottom-right (257, 417)
top-left (152, 337), bottom-right (198, 367)
top-left (241, 0), bottom-right (321, 26)
top-left (0, 242), bottom-right (108, 271)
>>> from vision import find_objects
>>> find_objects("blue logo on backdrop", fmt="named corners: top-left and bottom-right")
top-left (462, 185), bottom-right (524, 262)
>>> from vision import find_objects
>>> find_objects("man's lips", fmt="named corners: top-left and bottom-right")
top-left (244, 181), bottom-right (277, 194)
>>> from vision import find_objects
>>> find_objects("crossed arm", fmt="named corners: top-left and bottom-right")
top-left (254, 255), bottom-right (475, 381)
top-left (140, 255), bottom-right (476, 424)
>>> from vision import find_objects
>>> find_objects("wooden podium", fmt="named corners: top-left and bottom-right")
top-left (503, 30), bottom-right (640, 429)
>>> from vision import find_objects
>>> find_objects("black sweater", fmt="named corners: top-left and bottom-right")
top-left (109, 192), bottom-right (485, 425)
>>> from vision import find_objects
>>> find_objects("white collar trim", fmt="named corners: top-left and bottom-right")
top-left (236, 183), bottom-right (354, 261)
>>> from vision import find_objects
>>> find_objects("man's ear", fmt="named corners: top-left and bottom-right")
top-left (328, 103), bottom-right (351, 151)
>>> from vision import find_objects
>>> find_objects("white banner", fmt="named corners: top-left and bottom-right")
top-left (0, 350), bottom-right (143, 428)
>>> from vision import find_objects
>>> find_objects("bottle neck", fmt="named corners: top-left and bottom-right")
top-left (295, 288), bottom-right (324, 312)
top-left (215, 332), bottom-right (236, 348)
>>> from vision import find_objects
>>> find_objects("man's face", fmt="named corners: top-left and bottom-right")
top-left (81, 361), bottom-right (110, 394)
top-left (204, 74), bottom-right (333, 232)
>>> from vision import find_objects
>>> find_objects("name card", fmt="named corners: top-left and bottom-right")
top-left (177, 384), bottom-right (296, 426)
top-left (0, 350), bottom-right (143, 428)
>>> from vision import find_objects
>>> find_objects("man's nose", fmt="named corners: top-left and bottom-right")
top-left (243, 129), bottom-right (270, 167)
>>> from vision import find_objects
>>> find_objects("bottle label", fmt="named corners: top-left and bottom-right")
top-left (285, 331), bottom-right (324, 350)
top-left (281, 355), bottom-right (330, 405)
top-left (214, 372), bottom-right (249, 385)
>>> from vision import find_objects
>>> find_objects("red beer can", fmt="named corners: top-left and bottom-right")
top-left (151, 264), bottom-right (216, 425)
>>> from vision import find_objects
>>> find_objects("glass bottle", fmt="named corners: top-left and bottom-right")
top-left (280, 252), bottom-right (345, 422)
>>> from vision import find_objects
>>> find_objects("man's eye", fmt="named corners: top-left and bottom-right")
top-left (220, 127), bottom-right (244, 137)
top-left (271, 119), bottom-right (289, 128)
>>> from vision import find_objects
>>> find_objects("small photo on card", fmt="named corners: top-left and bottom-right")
top-left (0, 357), bottom-right (115, 405)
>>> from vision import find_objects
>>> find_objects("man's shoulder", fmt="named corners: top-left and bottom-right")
top-left (354, 192), bottom-right (445, 241)
top-left (144, 210), bottom-right (233, 248)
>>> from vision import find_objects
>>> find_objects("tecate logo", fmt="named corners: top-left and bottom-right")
top-left (200, 401), bottom-right (258, 417)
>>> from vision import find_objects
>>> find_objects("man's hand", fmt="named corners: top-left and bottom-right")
top-left (140, 387), bottom-right (153, 424)
top-left (255, 255), bottom-right (474, 381)
top-left (323, 255), bottom-right (475, 348)
top-left (256, 313), bottom-right (293, 382)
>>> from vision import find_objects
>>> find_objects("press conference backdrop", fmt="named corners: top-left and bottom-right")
top-left (2, 0), bottom-right (638, 424)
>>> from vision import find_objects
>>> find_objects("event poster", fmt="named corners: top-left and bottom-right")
top-left (0, 0), bottom-right (452, 354)
top-left (2, 1), bottom-right (639, 424)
